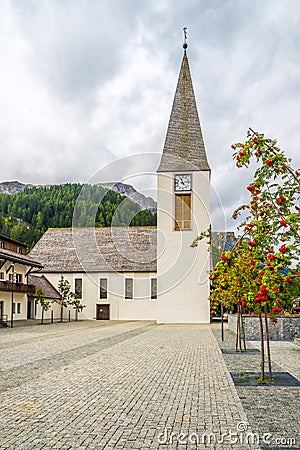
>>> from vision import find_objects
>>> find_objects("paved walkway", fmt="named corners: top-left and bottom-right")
top-left (212, 324), bottom-right (300, 450)
top-left (0, 321), bottom-right (299, 449)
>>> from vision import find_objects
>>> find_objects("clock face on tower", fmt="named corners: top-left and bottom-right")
top-left (174, 174), bottom-right (192, 191)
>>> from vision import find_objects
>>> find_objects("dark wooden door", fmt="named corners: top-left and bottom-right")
top-left (27, 300), bottom-right (33, 319)
top-left (96, 304), bottom-right (110, 320)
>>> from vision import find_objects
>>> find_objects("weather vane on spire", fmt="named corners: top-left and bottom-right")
top-left (183, 27), bottom-right (188, 51)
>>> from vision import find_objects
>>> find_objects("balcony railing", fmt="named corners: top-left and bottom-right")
top-left (0, 280), bottom-right (36, 294)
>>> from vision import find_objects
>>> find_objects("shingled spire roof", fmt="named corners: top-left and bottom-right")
top-left (157, 50), bottom-right (210, 172)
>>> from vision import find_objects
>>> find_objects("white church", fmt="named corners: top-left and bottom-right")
top-left (29, 42), bottom-right (211, 324)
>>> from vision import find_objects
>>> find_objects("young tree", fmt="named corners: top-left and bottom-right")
top-left (35, 288), bottom-right (51, 325)
top-left (192, 130), bottom-right (299, 380)
top-left (57, 276), bottom-right (76, 322)
top-left (71, 298), bottom-right (86, 321)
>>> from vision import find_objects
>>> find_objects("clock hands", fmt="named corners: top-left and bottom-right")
top-left (175, 175), bottom-right (191, 191)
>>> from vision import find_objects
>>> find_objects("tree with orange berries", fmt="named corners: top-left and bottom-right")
top-left (193, 129), bottom-right (299, 381)
top-left (232, 129), bottom-right (299, 256)
top-left (230, 130), bottom-right (300, 379)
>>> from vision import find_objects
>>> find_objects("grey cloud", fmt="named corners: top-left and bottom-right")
top-left (0, 0), bottom-right (299, 234)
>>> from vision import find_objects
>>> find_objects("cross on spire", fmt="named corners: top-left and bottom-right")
top-left (183, 27), bottom-right (188, 51)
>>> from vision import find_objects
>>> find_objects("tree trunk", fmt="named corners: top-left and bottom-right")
top-left (259, 312), bottom-right (265, 380)
top-left (236, 304), bottom-right (243, 352)
top-left (41, 308), bottom-right (44, 325)
top-left (240, 308), bottom-right (247, 352)
top-left (60, 303), bottom-right (63, 322)
top-left (236, 306), bottom-right (240, 351)
top-left (264, 304), bottom-right (273, 380)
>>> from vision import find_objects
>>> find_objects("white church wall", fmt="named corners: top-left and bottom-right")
top-left (41, 271), bottom-right (157, 321)
top-left (34, 297), bottom-right (65, 322)
top-left (118, 272), bottom-right (157, 320)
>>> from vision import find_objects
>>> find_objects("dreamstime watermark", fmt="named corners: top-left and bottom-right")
top-left (157, 422), bottom-right (296, 447)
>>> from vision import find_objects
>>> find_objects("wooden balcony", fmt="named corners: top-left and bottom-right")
top-left (0, 280), bottom-right (36, 295)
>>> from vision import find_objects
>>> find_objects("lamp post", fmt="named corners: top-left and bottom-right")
top-left (221, 303), bottom-right (224, 341)
top-left (10, 264), bottom-right (15, 328)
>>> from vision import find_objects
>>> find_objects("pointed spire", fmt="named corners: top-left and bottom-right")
top-left (158, 43), bottom-right (210, 173)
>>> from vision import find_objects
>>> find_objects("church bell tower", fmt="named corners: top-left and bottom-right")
top-left (156, 31), bottom-right (211, 323)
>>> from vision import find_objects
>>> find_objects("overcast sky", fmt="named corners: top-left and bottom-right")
top-left (0, 0), bottom-right (299, 231)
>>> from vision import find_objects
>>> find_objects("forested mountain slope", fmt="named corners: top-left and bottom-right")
top-left (0, 183), bottom-right (156, 249)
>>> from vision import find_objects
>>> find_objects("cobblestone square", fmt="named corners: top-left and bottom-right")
top-left (0, 321), bottom-right (299, 449)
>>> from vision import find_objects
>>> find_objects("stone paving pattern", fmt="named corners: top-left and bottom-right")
top-left (212, 324), bottom-right (300, 449)
top-left (0, 320), bottom-right (299, 449)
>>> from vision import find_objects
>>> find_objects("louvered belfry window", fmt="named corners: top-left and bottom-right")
top-left (175, 194), bottom-right (192, 231)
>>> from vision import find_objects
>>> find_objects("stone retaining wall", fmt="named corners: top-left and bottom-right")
top-left (228, 314), bottom-right (300, 341)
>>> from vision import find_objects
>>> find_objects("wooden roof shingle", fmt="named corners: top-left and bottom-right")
top-left (157, 53), bottom-right (210, 173)
top-left (28, 275), bottom-right (61, 300)
top-left (29, 227), bottom-right (157, 273)
top-left (0, 248), bottom-right (43, 269)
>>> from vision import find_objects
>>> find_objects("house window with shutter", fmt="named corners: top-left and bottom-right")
top-left (16, 273), bottom-right (23, 283)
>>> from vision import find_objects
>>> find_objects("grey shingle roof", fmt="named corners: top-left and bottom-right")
top-left (29, 227), bottom-right (157, 273)
top-left (157, 53), bottom-right (210, 172)
top-left (28, 275), bottom-right (61, 300)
